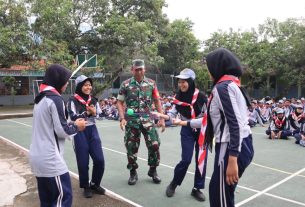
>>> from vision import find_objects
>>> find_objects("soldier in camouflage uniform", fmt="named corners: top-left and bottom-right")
top-left (117, 59), bottom-right (165, 185)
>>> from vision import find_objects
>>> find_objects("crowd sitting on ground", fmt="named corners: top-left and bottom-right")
top-left (98, 94), bottom-right (305, 147)
top-left (98, 97), bottom-right (119, 120)
top-left (248, 96), bottom-right (305, 147)
top-left (98, 94), bottom-right (176, 122)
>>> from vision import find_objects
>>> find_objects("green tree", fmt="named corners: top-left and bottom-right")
top-left (158, 19), bottom-right (201, 74)
top-left (258, 18), bottom-right (305, 96)
top-left (276, 19), bottom-right (305, 96)
top-left (0, 0), bottom-right (32, 67)
top-left (93, 0), bottom-right (168, 72)
top-left (2, 76), bottom-right (16, 96)
top-left (29, 0), bottom-right (109, 54)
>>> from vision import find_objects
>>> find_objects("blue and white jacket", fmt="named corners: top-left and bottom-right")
top-left (209, 80), bottom-right (251, 156)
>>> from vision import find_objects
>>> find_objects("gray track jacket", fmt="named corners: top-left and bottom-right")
top-left (29, 95), bottom-right (78, 177)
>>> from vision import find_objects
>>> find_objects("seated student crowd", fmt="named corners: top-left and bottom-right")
top-left (258, 96), bottom-right (305, 147)
top-left (248, 100), bottom-right (265, 127)
top-left (98, 95), bottom-right (178, 127)
top-left (98, 97), bottom-right (119, 120)
top-left (99, 93), bottom-right (305, 147)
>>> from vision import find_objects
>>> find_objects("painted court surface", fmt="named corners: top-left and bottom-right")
top-left (0, 117), bottom-right (305, 207)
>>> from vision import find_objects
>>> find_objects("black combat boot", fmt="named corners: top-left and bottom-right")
top-left (166, 181), bottom-right (177, 197)
top-left (148, 167), bottom-right (161, 184)
top-left (128, 169), bottom-right (138, 185)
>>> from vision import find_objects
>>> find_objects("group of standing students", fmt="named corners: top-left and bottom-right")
top-left (155, 48), bottom-right (254, 206)
top-left (29, 66), bottom-right (106, 206)
top-left (29, 48), bottom-right (254, 207)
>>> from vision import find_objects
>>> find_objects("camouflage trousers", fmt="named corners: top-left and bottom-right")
top-left (124, 120), bottom-right (160, 170)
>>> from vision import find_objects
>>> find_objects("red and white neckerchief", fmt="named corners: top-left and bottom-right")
top-left (198, 75), bottom-right (240, 175)
top-left (74, 93), bottom-right (92, 106)
top-left (39, 83), bottom-right (60, 95)
top-left (275, 117), bottom-right (285, 128)
top-left (172, 88), bottom-right (199, 119)
top-left (292, 112), bottom-right (304, 122)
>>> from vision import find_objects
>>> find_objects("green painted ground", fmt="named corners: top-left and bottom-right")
top-left (1, 118), bottom-right (305, 207)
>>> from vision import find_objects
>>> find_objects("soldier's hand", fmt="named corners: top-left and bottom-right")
top-left (120, 118), bottom-right (127, 131)
top-left (75, 118), bottom-right (87, 131)
top-left (158, 119), bottom-right (166, 132)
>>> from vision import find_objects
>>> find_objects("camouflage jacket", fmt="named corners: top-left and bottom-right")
top-left (117, 76), bottom-right (160, 120)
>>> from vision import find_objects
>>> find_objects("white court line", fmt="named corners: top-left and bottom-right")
top-left (6, 119), bottom-right (118, 128)
top-left (68, 172), bottom-right (142, 207)
top-left (236, 167), bottom-right (305, 206)
top-left (5, 119), bottom-right (305, 206)
top-left (0, 113), bottom-right (32, 116)
top-left (252, 132), bottom-right (267, 135)
top-left (6, 119), bottom-right (32, 127)
top-left (0, 133), bottom-right (142, 207)
top-left (252, 162), bottom-right (305, 178)
top-left (7, 119), bottom-right (305, 178)
top-left (103, 147), bottom-right (305, 206)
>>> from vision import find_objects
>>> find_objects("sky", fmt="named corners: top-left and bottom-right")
top-left (164, 0), bottom-right (305, 41)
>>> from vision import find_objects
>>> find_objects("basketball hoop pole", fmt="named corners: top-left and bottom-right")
top-left (70, 54), bottom-right (97, 78)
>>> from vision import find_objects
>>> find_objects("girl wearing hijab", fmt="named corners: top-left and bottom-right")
top-left (30, 64), bottom-right (86, 207)
top-left (288, 104), bottom-right (305, 136)
top-left (204, 48), bottom-right (254, 207)
top-left (67, 75), bottom-right (105, 198)
top-left (153, 68), bottom-right (208, 202)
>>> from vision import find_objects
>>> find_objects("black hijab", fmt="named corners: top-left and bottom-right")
top-left (175, 78), bottom-right (207, 119)
top-left (34, 64), bottom-right (71, 104)
top-left (43, 64), bottom-right (72, 93)
top-left (205, 48), bottom-right (250, 149)
top-left (206, 48), bottom-right (243, 85)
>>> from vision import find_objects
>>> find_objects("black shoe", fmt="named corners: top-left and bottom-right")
top-left (148, 168), bottom-right (161, 184)
top-left (83, 187), bottom-right (92, 198)
top-left (166, 181), bottom-right (177, 197)
top-left (90, 183), bottom-right (106, 195)
top-left (128, 169), bottom-right (138, 185)
top-left (191, 188), bottom-right (205, 202)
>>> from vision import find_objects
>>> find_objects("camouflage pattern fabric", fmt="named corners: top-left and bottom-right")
top-left (124, 119), bottom-right (160, 170)
top-left (118, 77), bottom-right (161, 170)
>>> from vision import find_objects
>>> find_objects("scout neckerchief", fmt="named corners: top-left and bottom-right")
top-left (292, 112), bottom-right (304, 122)
top-left (172, 88), bottom-right (199, 119)
top-left (275, 116), bottom-right (286, 128)
top-left (39, 83), bottom-right (60, 95)
top-left (74, 93), bottom-right (92, 106)
top-left (198, 75), bottom-right (240, 175)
